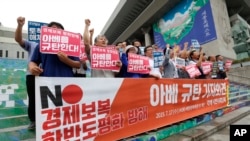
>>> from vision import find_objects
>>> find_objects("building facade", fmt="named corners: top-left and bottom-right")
top-left (0, 26), bottom-right (28, 59)
top-left (102, 0), bottom-right (250, 60)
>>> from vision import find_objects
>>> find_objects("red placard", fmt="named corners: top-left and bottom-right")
top-left (91, 46), bottom-right (120, 71)
top-left (127, 53), bottom-right (150, 74)
top-left (225, 60), bottom-right (233, 69)
top-left (40, 26), bottom-right (81, 57)
top-left (201, 62), bottom-right (212, 74)
top-left (185, 64), bottom-right (201, 78)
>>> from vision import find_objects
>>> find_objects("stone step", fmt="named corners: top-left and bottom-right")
top-left (0, 115), bottom-right (29, 129)
top-left (121, 99), bottom-right (250, 141)
top-left (0, 107), bottom-right (27, 118)
top-left (200, 111), bottom-right (250, 141)
top-left (0, 87), bottom-right (249, 141)
top-left (161, 106), bottom-right (250, 141)
top-left (1, 105), bottom-right (248, 141)
top-left (0, 125), bottom-right (36, 141)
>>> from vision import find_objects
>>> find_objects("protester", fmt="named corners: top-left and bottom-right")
top-left (177, 42), bottom-right (190, 78)
top-left (162, 44), bottom-right (178, 78)
top-left (115, 41), bottom-right (123, 57)
top-left (119, 45), bottom-right (143, 78)
top-left (143, 45), bottom-right (162, 79)
top-left (89, 28), bottom-right (94, 45)
top-left (188, 48), bottom-right (205, 79)
top-left (206, 55), bottom-right (216, 79)
top-left (83, 19), bottom-right (122, 77)
top-left (152, 44), bottom-right (162, 52)
top-left (29, 22), bottom-right (81, 77)
top-left (207, 55), bottom-right (216, 62)
top-left (132, 39), bottom-right (143, 55)
top-left (14, 16), bottom-right (38, 130)
top-left (216, 54), bottom-right (228, 79)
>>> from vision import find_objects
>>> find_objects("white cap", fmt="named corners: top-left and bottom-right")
top-left (125, 45), bottom-right (138, 53)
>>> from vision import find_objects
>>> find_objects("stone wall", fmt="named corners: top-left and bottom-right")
top-left (228, 62), bottom-right (250, 85)
top-left (202, 0), bottom-right (237, 60)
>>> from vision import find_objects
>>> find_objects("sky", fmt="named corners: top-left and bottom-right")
top-left (0, 0), bottom-right (120, 38)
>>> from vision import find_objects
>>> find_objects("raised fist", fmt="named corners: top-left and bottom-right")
top-left (85, 19), bottom-right (91, 26)
top-left (89, 28), bottom-right (94, 35)
top-left (17, 16), bottom-right (25, 26)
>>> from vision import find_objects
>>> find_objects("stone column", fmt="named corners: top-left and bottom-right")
top-left (202, 0), bottom-right (236, 60)
top-left (141, 27), bottom-right (151, 46)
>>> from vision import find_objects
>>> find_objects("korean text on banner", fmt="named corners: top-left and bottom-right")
top-left (175, 57), bottom-right (186, 68)
top-left (91, 46), bottom-right (120, 71)
top-left (201, 62), bottom-right (212, 75)
top-left (191, 39), bottom-right (201, 51)
top-left (40, 26), bottom-right (81, 57)
top-left (36, 77), bottom-right (228, 141)
top-left (185, 64), bottom-right (201, 78)
top-left (28, 21), bottom-right (48, 43)
top-left (128, 53), bottom-right (150, 74)
top-left (153, 51), bottom-right (164, 68)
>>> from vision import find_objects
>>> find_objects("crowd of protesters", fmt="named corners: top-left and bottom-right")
top-left (82, 19), bottom-right (230, 80)
top-left (14, 17), bottom-right (230, 130)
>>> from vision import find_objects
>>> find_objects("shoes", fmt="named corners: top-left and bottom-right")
top-left (27, 121), bottom-right (36, 130)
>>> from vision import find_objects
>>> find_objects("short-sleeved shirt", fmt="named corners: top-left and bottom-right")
top-left (23, 40), bottom-right (38, 75)
top-left (31, 44), bottom-right (80, 77)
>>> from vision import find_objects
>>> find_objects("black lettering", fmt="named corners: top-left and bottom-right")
top-left (40, 85), bottom-right (63, 109)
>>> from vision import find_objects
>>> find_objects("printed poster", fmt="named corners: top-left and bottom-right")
top-left (28, 21), bottom-right (48, 43)
top-left (35, 77), bottom-right (228, 141)
top-left (40, 26), bottom-right (81, 57)
top-left (127, 53), bottom-right (150, 74)
top-left (91, 46), bottom-right (120, 71)
top-left (153, 0), bottom-right (217, 49)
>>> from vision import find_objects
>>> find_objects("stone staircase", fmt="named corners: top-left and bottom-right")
top-left (0, 59), bottom-right (35, 141)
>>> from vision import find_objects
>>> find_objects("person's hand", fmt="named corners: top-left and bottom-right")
top-left (190, 45), bottom-right (194, 51)
top-left (85, 19), bottom-right (91, 26)
top-left (57, 51), bottom-right (68, 62)
top-left (199, 46), bottom-right (203, 52)
top-left (174, 44), bottom-right (180, 53)
top-left (181, 66), bottom-right (186, 70)
top-left (184, 42), bottom-right (189, 48)
top-left (30, 65), bottom-right (43, 76)
top-left (89, 28), bottom-right (94, 35)
top-left (199, 49), bottom-right (203, 56)
top-left (116, 60), bottom-right (122, 68)
top-left (159, 65), bottom-right (164, 72)
top-left (80, 59), bottom-right (86, 64)
top-left (154, 74), bottom-right (161, 79)
top-left (146, 65), bottom-right (150, 70)
top-left (17, 16), bottom-right (25, 27)
top-left (150, 73), bottom-right (161, 79)
top-left (176, 65), bottom-right (184, 69)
